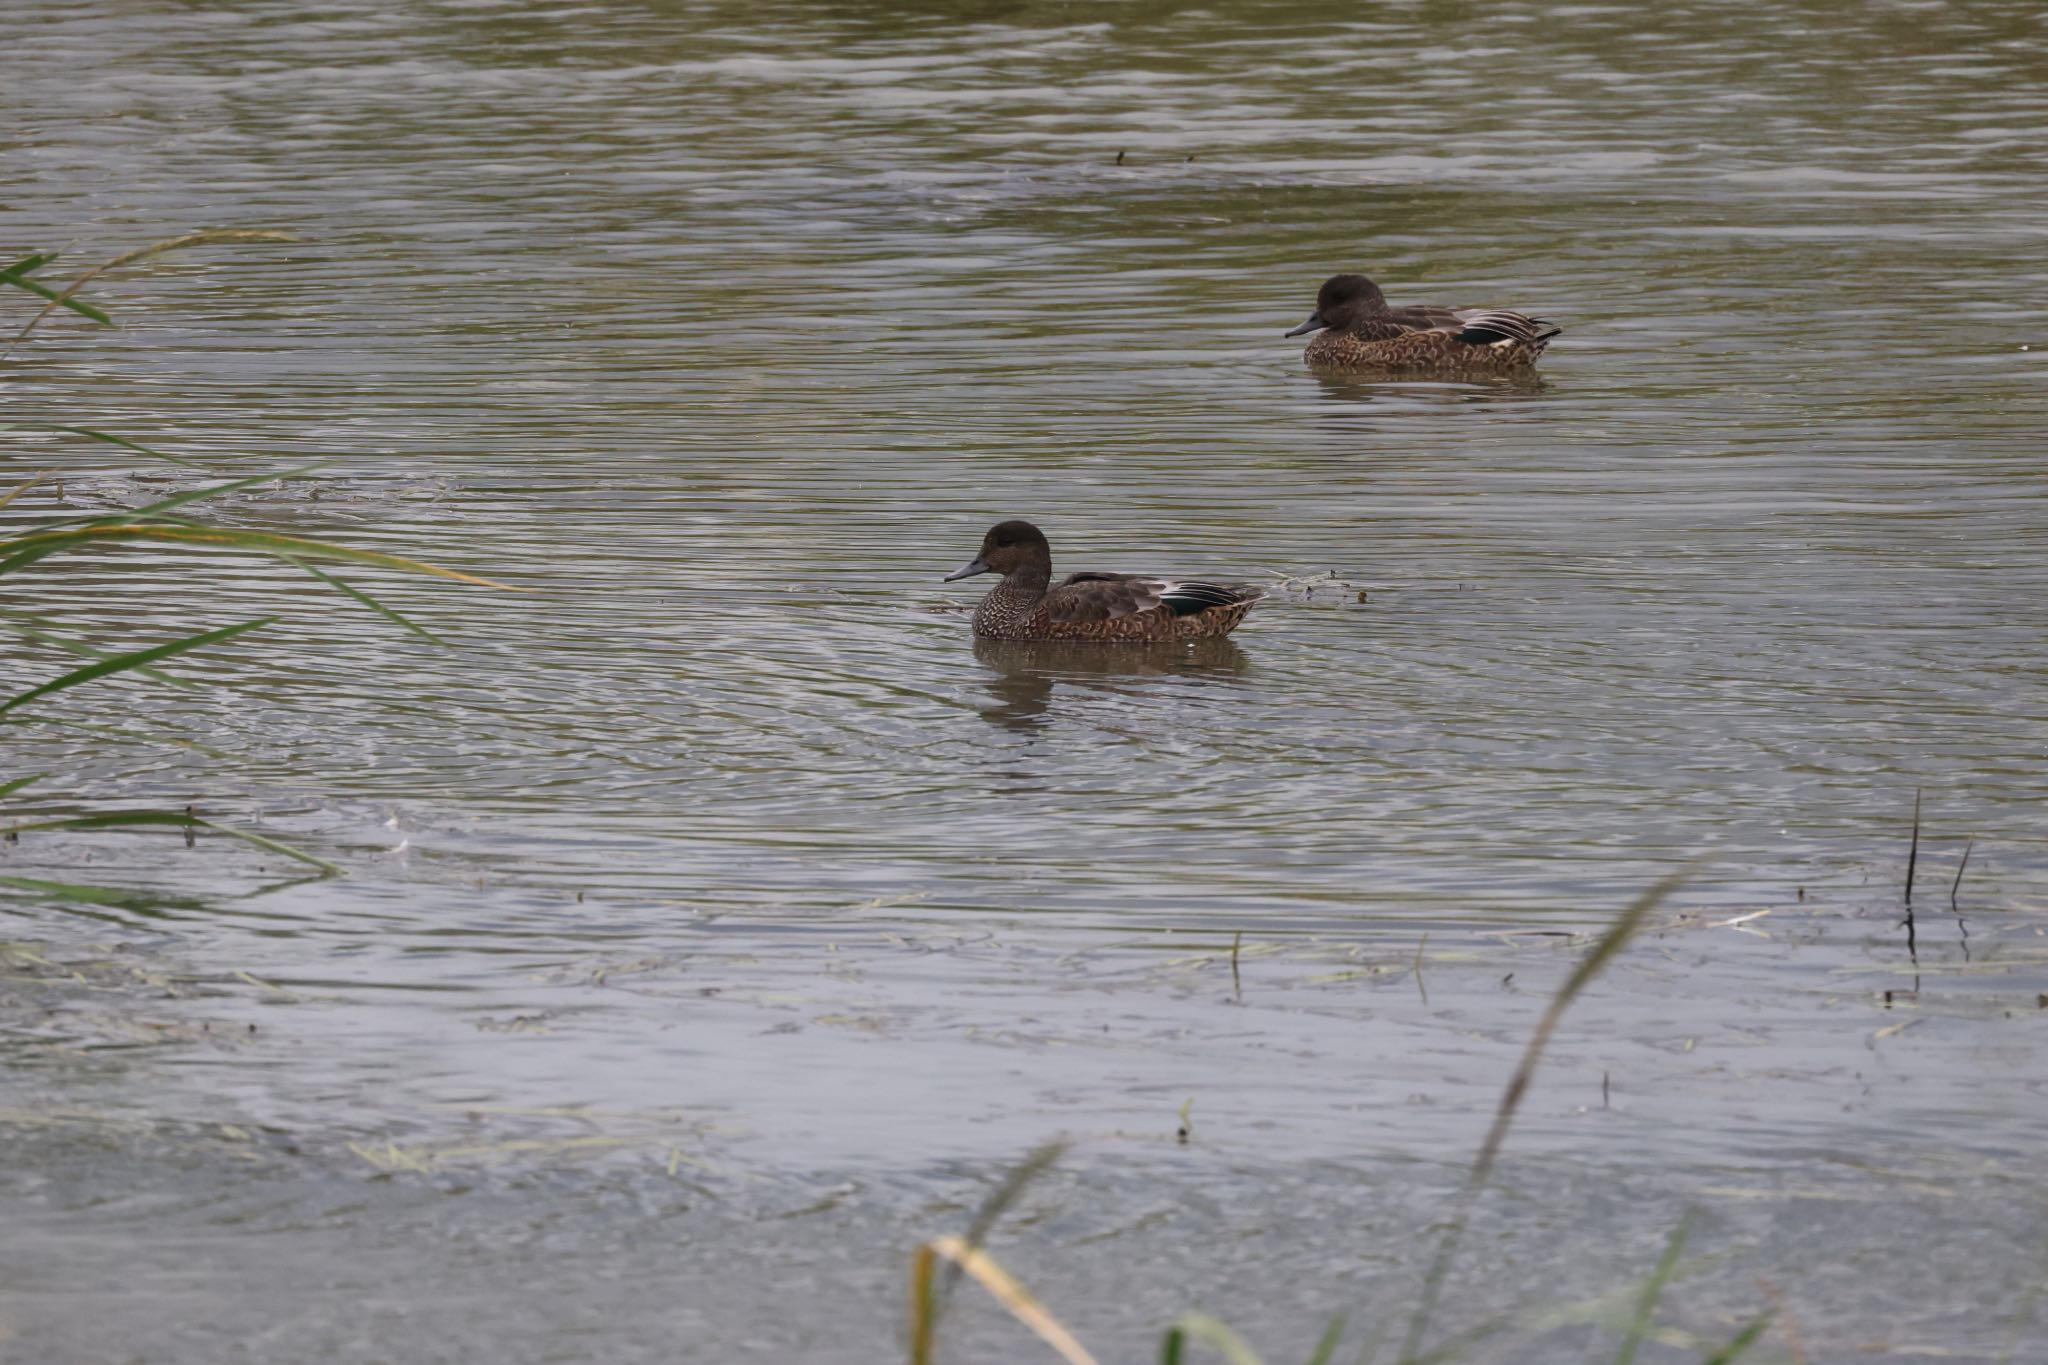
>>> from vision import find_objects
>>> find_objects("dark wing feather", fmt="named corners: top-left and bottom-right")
top-left (1448, 309), bottom-right (1561, 346)
top-left (1156, 580), bottom-right (1260, 616)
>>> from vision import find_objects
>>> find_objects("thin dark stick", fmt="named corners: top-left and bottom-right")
top-left (1951, 838), bottom-right (1974, 962)
top-left (1230, 931), bottom-right (1242, 1001)
top-left (1901, 790), bottom-right (1922, 971)
top-left (1904, 788), bottom-right (1922, 908)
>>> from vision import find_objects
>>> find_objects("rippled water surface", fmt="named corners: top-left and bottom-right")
top-left (4, 1), bottom-right (2047, 1360)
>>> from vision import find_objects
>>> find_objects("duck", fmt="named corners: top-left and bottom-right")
top-left (942, 520), bottom-right (1264, 642)
top-left (1285, 273), bottom-right (1560, 373)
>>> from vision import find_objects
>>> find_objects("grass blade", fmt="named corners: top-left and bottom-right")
top-left (1158, 1314), bottom-right (1265, 1365)
top-left (1701, 1313), bottom-right (1774, 1364)
top-left (0, 773), bottom-right (46, 798)
top-left (1302, 1315), bottom-right (1346, 1365)
top-left (2, 472), bottom-right (51, 510)
top-left (0, 873), bottom-right (207, 919)
top-left (0, 523), bottom-right (518, 589)
top-left (1397, 868), bottom-right (1692, 1365)
top-left (1614, 1214), bottom-right (1692, 1365)
top-left (919, 1140), bottom-right (1068, 1360)
top-left (0, 617), bottom-right (272, 718)
top-left (0, 539), bottom-right (74, 577)
top-left (9, 810), bottom-right (340, 874)
top-left (910, 1242), bottom-right (939, 1365)
top-left (4, 616), bottom-right (198, 688)
top-left (911, 1236), bottom-right (1098, 1365)
top-left (278, 554), bottom-right (444, 643)
top-left (117, 463), bottom-right (328, 521)
top-left (5, 228), bottom-right (300, 354)
top-left (2, 267), bottom-right (117, 325)
top-left (52, 426), bottom-right (217, 470)
top-left (16, 464), bottom-right (328, 538)
top-left (947, 1141), bottom-right (1067, 1300)
top-left (0, 252), bottom-right (57, 282)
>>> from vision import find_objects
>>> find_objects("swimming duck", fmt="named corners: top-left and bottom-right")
top-left (1286, 273), bottom-right (1560, 372)
top-left (942, 520), bottom-right (1264, 642)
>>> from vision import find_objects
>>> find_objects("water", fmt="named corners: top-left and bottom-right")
top-left (4, 1), bottom-right (2047, 1359)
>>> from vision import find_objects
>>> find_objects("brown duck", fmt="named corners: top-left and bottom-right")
top-left (1286, 273), bottom-right (1560, 373)
top-left (942, 520), bottom-right (1264, 642)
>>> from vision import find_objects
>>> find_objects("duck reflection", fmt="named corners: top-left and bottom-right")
top-left (972, 636), bottom-right (1251, 731)
top-left (1309, 369), bottom-right (1549, 405)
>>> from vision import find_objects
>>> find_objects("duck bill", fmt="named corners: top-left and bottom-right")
top-left (942, 556), bottom-right (990, 583)
top-left (1284, 312), bottom-right (1327, 338)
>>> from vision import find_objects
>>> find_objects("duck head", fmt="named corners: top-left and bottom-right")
top-left (944, 519), bottom-right (1051, 583)
top-left (1285, 273), bottom-right (1388, 336)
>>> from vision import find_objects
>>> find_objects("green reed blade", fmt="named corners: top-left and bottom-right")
top-left (120, 463), bottom-right (329, 520)
top-left (19, 464), bottom-right (330, 537)
top-left (52, 426), bottom-right (216, 470)
top-left (0, 872), bottom-right (210, 917)
top-left (1398, 868), bottom-right (1693, 1365)
top-left (0, 617), bottom-right (272, 718)
top-left (1159, 1314), bottom-right (1266, 1365)
top-left (0, 540), bottom-right (72, 577)
top-left (8, 809), bottom-right (340, 874)
top-left (0, 252), bottom-right (56, 281)
top-left (2, 264), bottom-right (116, 325)
top-left (0, 472), bottom-right (48, 510)
top-left (0, 523), bottom-right (517, 589)
top-left (1701, 1313), bottom-right (1774, 1364)
top-left (1614, 1214), bottom-right (1692, 1365)
top-left (0, 773), bottom-right (47, 798)
top-left (277, 554), bottom-right (446, 643)
top-left (4, 616), bottom-right (197, 688)
top-left (5, 228), bottom-right (299, 354)
top-left (1302, 1315), bottom-right (1346, 1365)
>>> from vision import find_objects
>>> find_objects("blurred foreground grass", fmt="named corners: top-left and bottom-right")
top-left (907, 875), bottom-right (1776, 1365)
top-left (3, 231), bottom-right (512, 886)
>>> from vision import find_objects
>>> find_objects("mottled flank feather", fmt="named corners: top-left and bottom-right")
top-left (944, 522), bottom-right (1263, 642)
top-left (1288, 273), bottom-right (1560, 374)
